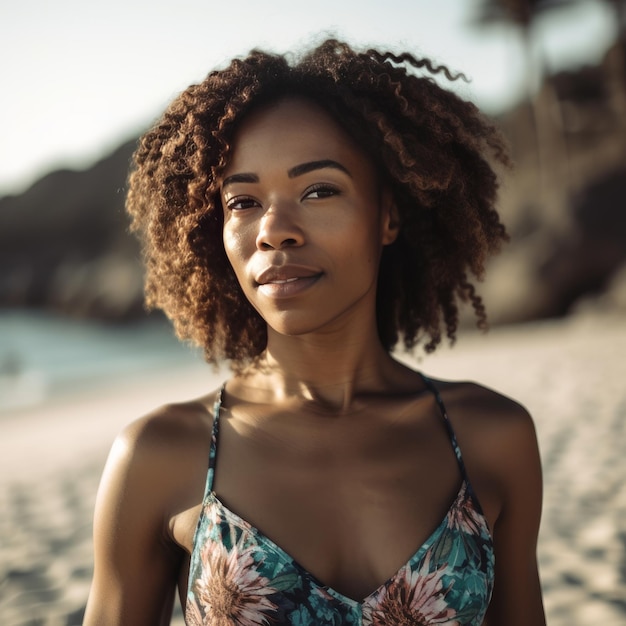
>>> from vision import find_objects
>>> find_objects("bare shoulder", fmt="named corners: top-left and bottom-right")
top-left (97, 387), bottom-right (222, 524)
top-left (115, 389), bottom-right (219, 457)
top-left (424, 377), bottom-right (542, 516)
top-left (107, 391), bottom-right (215, 470)
top-left (428, 377), bottom-right (537, 445)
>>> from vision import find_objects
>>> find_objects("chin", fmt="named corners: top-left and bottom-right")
top-left (262, 311), bottom-right (325, 338)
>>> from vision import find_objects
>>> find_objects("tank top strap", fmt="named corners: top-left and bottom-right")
top-left (202, 382), bottom-right (226, 498)
top-left (418, 372), bottom-right (469, 483)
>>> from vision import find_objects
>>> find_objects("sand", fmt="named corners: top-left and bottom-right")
top-left (1, 312), bottom-right (624, 625)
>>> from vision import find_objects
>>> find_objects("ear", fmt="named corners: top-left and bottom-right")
top-left (380, 188), bottom-right (400, 245)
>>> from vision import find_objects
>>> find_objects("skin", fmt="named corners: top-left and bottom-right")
top-left (84, 98), bottom-right (546, 625)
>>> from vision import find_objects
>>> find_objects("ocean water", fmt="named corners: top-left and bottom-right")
top-left (0, 310), bottom-right (204, 412)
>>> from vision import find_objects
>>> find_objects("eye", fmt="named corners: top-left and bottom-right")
top-left (303, 184), bottom-right (339, 200)
top-left (225, 196), bottom-right (259, 211)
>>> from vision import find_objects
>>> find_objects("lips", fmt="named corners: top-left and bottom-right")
top-left (255, 265), bottom-right (322, 285)
top-left (254, 265), bottom-right (323, 298)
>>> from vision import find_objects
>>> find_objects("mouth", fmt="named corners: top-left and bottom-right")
top-left (255, 265), bottom-right (322, 284)
top-left (255, 266), bottom-right (323, 298)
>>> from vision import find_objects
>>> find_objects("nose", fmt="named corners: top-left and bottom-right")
top-left (255, 202), bottom-right (304, 250)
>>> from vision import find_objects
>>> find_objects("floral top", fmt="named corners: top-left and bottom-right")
top-left (186, 376), bottom-right (494, 625)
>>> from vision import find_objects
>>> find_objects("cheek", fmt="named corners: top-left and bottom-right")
top-left (222, 223), bottom-right (248, 274)
top-left (347, 214), bottom-right (385, 258)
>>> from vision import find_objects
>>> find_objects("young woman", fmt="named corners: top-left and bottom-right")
top-left (84, 39), bottom-right (545, 625)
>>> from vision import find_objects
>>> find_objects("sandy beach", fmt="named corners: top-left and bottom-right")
top-left (1, 312), bottom-right (624, 625)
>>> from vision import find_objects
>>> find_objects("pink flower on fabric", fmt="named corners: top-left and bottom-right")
top-left (363, 554), bottom-right (459, 626)
top-left (189, 533), bottom-right (278, 626)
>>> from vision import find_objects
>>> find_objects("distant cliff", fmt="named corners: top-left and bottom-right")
top-left (1, 45), bottom-right (625, 325)
top-left (0, 140), bottom-right (144, 320)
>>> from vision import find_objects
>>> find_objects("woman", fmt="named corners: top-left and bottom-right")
top-left (84, 39), bottom-right (545, 625)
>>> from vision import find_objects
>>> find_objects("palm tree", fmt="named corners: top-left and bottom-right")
top-left (600, 0), bottom-right (626, 155)
top-left (471, 0), bottom-right (580, 226)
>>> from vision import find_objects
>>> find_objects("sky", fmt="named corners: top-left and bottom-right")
top-left (0, 0), bottom-right (617, 197)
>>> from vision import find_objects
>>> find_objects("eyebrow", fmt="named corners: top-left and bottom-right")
top-left (221, 159), bottom-right (351, 189)
top-left (221, 173), bottom-right (259, 188)
top-left (287, 159), bottom-right (351, 179)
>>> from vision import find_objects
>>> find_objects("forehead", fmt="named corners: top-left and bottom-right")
top-left (223, 97), bottom-right (373, 176)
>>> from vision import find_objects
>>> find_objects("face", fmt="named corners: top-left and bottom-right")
top-left (220, 97), bottom-right (398, 340)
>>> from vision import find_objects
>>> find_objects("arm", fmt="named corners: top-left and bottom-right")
top-left (442, 381), bottom-right (546, 626)
top-left (83, 415), bottom-right (183, 625)
top-left (482, 403), bottom-right (546, 626)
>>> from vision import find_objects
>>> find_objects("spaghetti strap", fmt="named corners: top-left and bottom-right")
top-left (418, 372), bottom-right (470, 484)
top-left (202, 383), bottom-right (225, 498)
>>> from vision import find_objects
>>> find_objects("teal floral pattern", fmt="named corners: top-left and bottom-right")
top-left (186, 381), bottom-right (494, 625)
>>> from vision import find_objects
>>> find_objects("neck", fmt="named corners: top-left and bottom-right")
top-left (238, 323), bottom-right (409, 414)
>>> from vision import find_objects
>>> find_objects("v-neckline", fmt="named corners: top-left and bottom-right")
top-left (206, 479), bottom-right (474, 606)
top-left (199, 381), bottom-right (492, 606)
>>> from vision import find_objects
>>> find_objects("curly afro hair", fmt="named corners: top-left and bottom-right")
top-left (126, 38), bottom-right (510, 368)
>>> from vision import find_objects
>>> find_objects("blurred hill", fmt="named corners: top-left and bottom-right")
top-left (0, 139), bottom-right (143, 320)
top-left (0, 42), bottom-right (625, 324)
top-left (480, 38), bottom-right (626, 323)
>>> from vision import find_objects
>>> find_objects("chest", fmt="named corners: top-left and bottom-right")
top-left (183, 476), bottom-right (494, 625)
top-left (176, 407), bottom-right (466, 601)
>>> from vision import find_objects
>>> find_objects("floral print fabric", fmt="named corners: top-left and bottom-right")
top-left (186, 380), bottom-right (494, 625)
